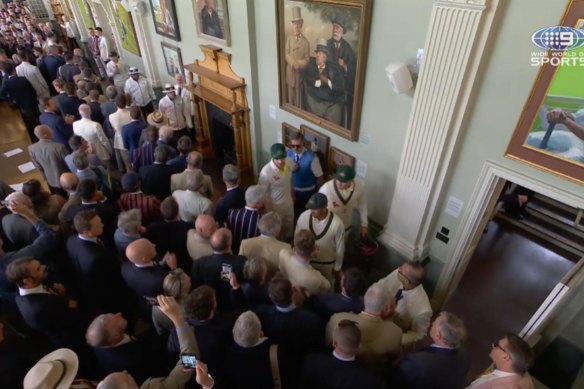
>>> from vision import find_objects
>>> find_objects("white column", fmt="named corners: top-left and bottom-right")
top-left (126, 0), bottom-right (160, 87)
top-left (379, 0), bottom-right (500, 259)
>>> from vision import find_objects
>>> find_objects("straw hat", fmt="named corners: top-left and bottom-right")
top-left (147, 110), bottom-right (169, 128)
top-left (23, 348), bottom-right (79, 389)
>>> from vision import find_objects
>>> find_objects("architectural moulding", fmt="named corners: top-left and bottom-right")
top-left (379, 0), bottom-right (499, 259)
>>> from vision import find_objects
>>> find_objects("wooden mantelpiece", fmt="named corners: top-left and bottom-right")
top-left (184, 45), bottom-right (252, 175)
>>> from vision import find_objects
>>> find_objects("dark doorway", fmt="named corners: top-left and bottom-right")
top-left (443, 181), bottom-right (583, 383)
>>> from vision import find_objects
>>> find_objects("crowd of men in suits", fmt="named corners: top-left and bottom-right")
top-left (0, 3), bottom-right (536, 389)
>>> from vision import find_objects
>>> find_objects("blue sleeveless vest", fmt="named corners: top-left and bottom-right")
top-left (288, 149), bottom-right (317, 190)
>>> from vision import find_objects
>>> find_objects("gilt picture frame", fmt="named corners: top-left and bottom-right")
top-left (276, 0), bottom-right (373, 141)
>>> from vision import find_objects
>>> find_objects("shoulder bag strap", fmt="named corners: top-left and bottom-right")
top-left (269, 344), bottom-right (282, 389)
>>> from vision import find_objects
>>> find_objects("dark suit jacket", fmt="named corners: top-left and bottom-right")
top-left (122, 120), bottom-right (148, 154)
top-left (43, 54), bottom-right (66, 81)
top-left (139, 163), bottom-right (180, 200)
top-left (388, 346), bottom-right (470, 389)
top-left (101, 100), bottom-right (117, 139)
top-left (144, 220), bottom-right (192, 273)
top-left (66, 235), bottom-right (128, 315)
top-left (15, 293), bottom-right (85, 349)
top-left (215, 187), bottom-right (246, 227)
top-left (226, 339), bottom-right (298, 389)
top-left (310, 292), bottom-right (364, 321)
top-left (191, 253), bottom-right (246, 312)
top-left (0, 220), bottom-right (58, 302)
top-left (254, 304), bottom-right (324, 355)
top-left (39, 111), bottom-right (74, 149)
top-left (58, 62), bottom-right (80, 84)
top-left (168, 314), bottom-right (236, 386)
top-left (121, 261), bottom-right (168, 298)
top-left (92, 339), bottom-right (166, 385)
top-left (304, 58), bottom-right (345, 103)
top-left (0, 75), bottom-right (38, 109)
top-left (301, 353), bottom-right (381, 389)
top-left (56, 94), bottom-right (83, 120)
top-left (88, 101), bottom-right (104, 124)
top-left (65, 202), bottom-right (118, 246)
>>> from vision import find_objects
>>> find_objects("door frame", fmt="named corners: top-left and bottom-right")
top-left (432, 160), bottom-right (584, 312)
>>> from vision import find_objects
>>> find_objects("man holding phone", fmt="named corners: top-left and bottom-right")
top-left (96, 295), bottom-right (215, 389)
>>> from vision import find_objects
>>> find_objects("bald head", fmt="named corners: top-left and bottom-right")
top-left (125, 238), bottom-right (157, 265)
top-left (97, 371), bottom-right (138, 389)
top-left (33, 124), bottom-right (53, 140)
top-left (195, 214), bottom-right (217, 239)
top-left (60, 172), bottom-right (78, 192)
top-left (79, 104), bottom-right (91, 119)
top-left (210, 228), bottom-right (232, 253)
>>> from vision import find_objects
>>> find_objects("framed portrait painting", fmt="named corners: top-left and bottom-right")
top-left (328, 147), bottom-right (355, 179)
top-left (161, 42), bottom-right (184, 77)
top-left (149, 0), bottom-right (181, 41)
top-left (114, 3), bottom-right (140, 57)
top-left (506, 0), bottom-right (584, 184)
top-left (193, 0), bottom-right (231, 46)
top-left (276, 0), bottom-right (373, 141)
top-left (301, 125), bottom-right (330, 177)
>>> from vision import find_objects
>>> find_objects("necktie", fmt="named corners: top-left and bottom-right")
top-left (295, 154), bottom-right (300, 163)
top-left (178, 87), bottom-right (182, 96)
top-left (394, 288), bottom-right (403, 302)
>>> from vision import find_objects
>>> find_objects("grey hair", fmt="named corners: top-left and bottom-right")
top-left (258, 211), bottom-right (281, 237)
top-left (436, 311), bottom-right (467, 348)
top-left (105, 85), bottom-right (118, 100)
top-left (86, 314), bottom-right (114, 347)
top-left (78, 104), bottom-right (91, 118)
top-left (245, 185), bottom-right (266, 207)
top-left (117, 209), bottom-right (142, 234)
top-left (363, 284), bottom-right (390, 315)
top-left (233, 310), bottom-right (262, 348)
top-left (186, 170), bottom-right (204, 192)
top-left (243, 257), bottom-right (268, 284)
top-left (72, 151), bottom-right (89, 170)
top-left (222, 164), bottom-right (239, 185)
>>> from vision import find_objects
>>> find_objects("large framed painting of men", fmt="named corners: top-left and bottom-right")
top-left (193, 0), bottom-right (231, 46)
top-left (276, 0), bottom-right (372, 141)
top-left (149, 0), bottom-right (181, 41)
top-left (506, 0), bottom-right (584, 184)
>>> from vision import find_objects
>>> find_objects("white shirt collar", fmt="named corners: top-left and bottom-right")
top-left (332, 350), bottom-right (355, 361)
top-left (78, 234), bottom-right (98, 243)
top-left (276, 304), bottom-right (296, 313)
top-left (19, 285), bottom-right (47, 296)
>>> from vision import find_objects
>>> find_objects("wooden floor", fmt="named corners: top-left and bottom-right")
top-left (0, 101), bottom-right (45, 190)
top-left (444, 218), bottom-right (578, 382)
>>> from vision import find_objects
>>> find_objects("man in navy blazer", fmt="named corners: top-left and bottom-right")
top-left (53, 81), bottom-right (83, 120)
top-left (215, 164), bottom-right (246, 227)
top-left (39, 96), bottom-right (74, 149)
top-left (66, 209), bottom-right (131, 317)
top-left (122, 238), bottom-right (177, 299)
top-left (43, 45), bottom-right (66, 82)
top-left (122, 106), bottom-right (148, 155)
top-left (6, 257), bottom-right (86, 350)
top-left (388, 311), bottom-right (470, 389)
top-left (0, 63), bottom-right (40, 139)
top-left (139, 145), bottom-right (181, 200)
top-left (191, 228), bottom-right (246, 312)
top-left (0, 200), bottom-right (59, 304)
top-left (302, 319), bottom-right (381, 389)
top-left (254, 276), bottom-right (325, 356)
top-left (86, 311), bottom-right (168, 383)
top-left (311, 267), bottom-right (367, 321)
